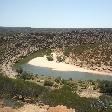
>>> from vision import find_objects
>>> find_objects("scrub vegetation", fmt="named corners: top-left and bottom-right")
top-left (1, 28), bottom-right (112, 111)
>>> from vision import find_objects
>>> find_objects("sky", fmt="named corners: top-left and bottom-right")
top-left (0, 0), bottom-right (112, 28)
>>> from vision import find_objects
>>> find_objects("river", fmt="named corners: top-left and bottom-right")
top-left (21, 64), bottom-right (112, 81)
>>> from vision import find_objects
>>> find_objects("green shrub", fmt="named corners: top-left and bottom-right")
top-left (41, 85), bottom-right (98, 112)
top-left (17, 72), bottom-right (33, 80)
top-left (16, 67), bottom-right (23, 74)
top-left (56, 56), bottom-right (65, 62)
top-left (63, 48), bottom-right (70, 56)
top-left (98, 80), bottom-right (112, 95)
top-left (0, 74), bottom-right (47, 100)
top-left (55, 77), bottom-right (62, 84)
top-left (46, 49), bottom-right (52, 55)
top-left (46, 56), bottom-right (53, 61)
top-left (44, 80), bottom-right (53, 86)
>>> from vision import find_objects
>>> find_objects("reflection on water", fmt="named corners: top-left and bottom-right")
top-left (21, 64), bottom-right (112, 81)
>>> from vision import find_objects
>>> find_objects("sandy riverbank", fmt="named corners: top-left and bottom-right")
top-left (28, 55), bottom-right (112, 76)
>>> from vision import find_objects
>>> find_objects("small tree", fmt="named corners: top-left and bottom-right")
top-left (64, 49), bottom-right (70, 57)
top-left (57, 56), bottom-right (65, 62)
top-left (46, 56), bottom-right (53, 61)
top-left (46, 49), bottom-right (52, 55)
top-left (21, 71), bottom-right (29, 80)
top-left (55, 77), bottom-right (62, 84)
top-left (16, 67), bottom-right (23, 74)
top-left (44, 80), bottom-right (53, 86)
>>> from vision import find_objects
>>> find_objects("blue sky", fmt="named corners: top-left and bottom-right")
top-left (0, 0), bottom-right (112, 28)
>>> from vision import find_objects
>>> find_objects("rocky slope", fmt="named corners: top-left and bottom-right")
top-left (0, 28), bottom-right (112, 77)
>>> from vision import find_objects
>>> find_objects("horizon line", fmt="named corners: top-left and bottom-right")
top-left (0, 26), bottom-right (112, 29)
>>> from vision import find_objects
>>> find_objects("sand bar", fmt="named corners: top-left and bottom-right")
top-left (28, 56), bottom-right (112, 76)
